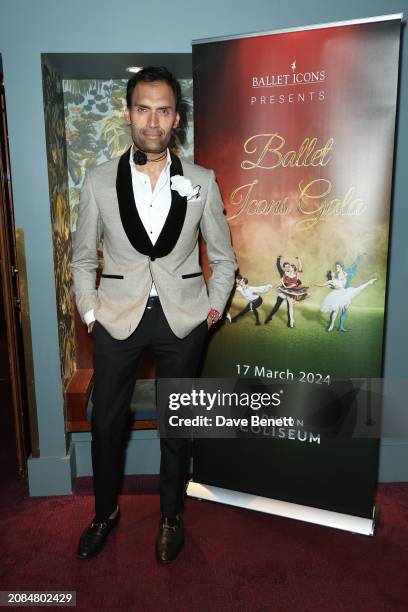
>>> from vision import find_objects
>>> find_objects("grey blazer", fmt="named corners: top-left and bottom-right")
top-left (71, 149), bottom-right (236, 340)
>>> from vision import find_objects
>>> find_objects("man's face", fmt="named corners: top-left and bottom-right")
top-left (284, 263), bottom-right (291, 274)
top-left (124, 80), bottom-right (180, 154)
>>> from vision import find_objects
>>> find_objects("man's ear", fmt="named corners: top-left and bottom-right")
top-left (173, 111), bottom-right (180, 129)
top-left (124, 107), bottom-right (131, 125)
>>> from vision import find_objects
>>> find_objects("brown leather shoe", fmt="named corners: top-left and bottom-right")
top-left (156, 516), bottom-right (184, 564)
top-left (77, 510), bottom-right (120, 560)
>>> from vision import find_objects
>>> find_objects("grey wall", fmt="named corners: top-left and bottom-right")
top-left (0, 0), bottom-right (407, 491)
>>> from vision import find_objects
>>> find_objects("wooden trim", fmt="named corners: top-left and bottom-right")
top-left (15, 229), bottom-right (39, 457)
top-left (66, 420), bottom-right (158, 432)
top-left (0, 82), bottom-right (33, 475)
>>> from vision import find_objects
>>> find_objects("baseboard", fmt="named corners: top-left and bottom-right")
top-left (72, 429), bottom-right (160, 477)
top-left (27, 436), bottom-right (407, 496)
top-left (379, 438), bottom-right (408, 482)
top-left (27, 440), bottom-right (76, 496)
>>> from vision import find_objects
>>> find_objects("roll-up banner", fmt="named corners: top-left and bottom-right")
top-left (188, 14), bottom-right (402, 534)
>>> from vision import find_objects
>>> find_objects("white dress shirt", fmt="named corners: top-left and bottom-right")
top-left (84, 148), bottom-right (172, 327)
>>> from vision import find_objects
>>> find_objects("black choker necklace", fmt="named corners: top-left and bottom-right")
top-left (133, 149), bottom-right (167, 166)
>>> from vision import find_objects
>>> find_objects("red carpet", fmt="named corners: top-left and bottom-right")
top-left (1, 433), bottom-right (407, 611)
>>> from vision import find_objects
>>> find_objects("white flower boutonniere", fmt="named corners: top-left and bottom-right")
top-left (171, 175), bottom-right (201, 200)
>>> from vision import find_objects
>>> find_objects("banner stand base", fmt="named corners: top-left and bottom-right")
top-left (187, 480), bottom-right (375, 536)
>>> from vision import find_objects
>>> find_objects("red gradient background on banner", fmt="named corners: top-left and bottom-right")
top-left (194, 21), bottom-right (400, 332)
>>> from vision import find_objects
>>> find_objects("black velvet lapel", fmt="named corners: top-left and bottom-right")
top-left (153, 151), bottom-right (187, 259)
top-left (116, 148), bottom-right (153, 256)
top-left (116, 147), bottom-right (188, 260)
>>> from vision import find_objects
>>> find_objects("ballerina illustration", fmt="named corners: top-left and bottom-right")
top-left (314, 259), bottom-right (376, 332)
top-left (264, 256), bottom-right (309, 328)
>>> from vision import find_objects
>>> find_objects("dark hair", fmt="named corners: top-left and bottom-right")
top-left (326, 271), bottom-right (333, 281)
top-left (283, 261), bottom-right (290, 267)
top-left (126, 66), bottom-right (182, 111)
top-left (242, 277), bottom-right (248, 285)
top-left (236, 273), bottom-right (243, 280)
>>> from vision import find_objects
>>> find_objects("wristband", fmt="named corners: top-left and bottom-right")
top-left (208, 308), bottom-right (221, 323)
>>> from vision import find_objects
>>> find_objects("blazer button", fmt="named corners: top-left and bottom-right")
top-left (150, 256), bottom-right (156, 261)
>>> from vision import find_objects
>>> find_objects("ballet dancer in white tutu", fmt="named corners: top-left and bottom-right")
top-left (314, 262), bottom-right (376, 332)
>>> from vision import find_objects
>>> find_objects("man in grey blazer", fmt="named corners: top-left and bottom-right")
top-left (71, 66), bottom-right (236, 564)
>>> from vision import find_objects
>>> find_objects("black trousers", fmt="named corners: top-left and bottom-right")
top-left (91, 298), bottom-right (208, 521)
